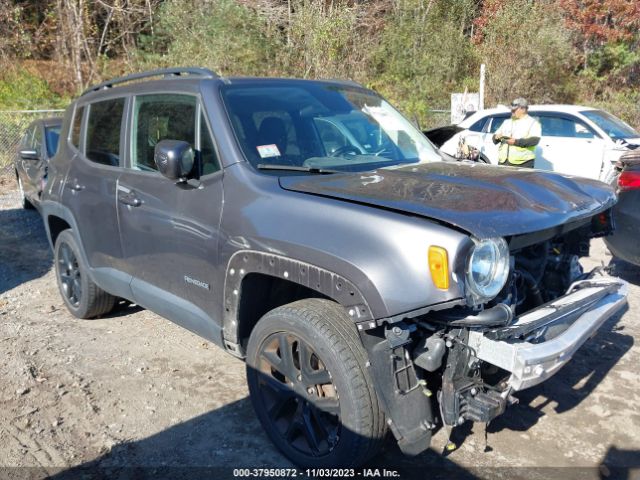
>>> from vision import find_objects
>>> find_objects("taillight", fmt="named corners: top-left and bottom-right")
top-left (618, 170), bottom-right (640, 191)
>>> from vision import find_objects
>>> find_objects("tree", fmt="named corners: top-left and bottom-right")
top-left (558, 0), bottom-right (640, 70)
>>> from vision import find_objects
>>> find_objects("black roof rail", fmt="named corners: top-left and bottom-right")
top-left (81, 67), bottom-right (218, 96)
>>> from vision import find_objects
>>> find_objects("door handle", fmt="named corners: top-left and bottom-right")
top-left (66, 180), bottom-right (85, 192)
top-left (119, 193), bottom-right (141, 207)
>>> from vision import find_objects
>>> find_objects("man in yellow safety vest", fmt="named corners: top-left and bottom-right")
top-left (492, 97), bottom-right (541, 168)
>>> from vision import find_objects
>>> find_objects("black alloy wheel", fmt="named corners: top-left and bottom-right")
top-left (54, 230), bottom-right (116, 319)
top-left (58, 242), bottom-right (82, 308)
top-left (255, 332), bottom-right (341, 457)
top-left (246, 299), bottom-right (386, 468)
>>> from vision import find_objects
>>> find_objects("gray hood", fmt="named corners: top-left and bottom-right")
top-left (279, 162), bottom-right (616, 238)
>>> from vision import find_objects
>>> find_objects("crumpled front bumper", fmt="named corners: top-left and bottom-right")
top-left (467, 277), bottom-right (628, 391)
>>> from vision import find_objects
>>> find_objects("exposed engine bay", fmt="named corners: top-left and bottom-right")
top-left (358, 210), bottom-right (626, 455)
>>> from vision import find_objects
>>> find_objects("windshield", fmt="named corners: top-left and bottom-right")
top-left (581, 110), bottom-right (639, 141)
top-left (221, 83), bottom-right (441, 172)
top-left (45, 125), bottom-right (61, 157)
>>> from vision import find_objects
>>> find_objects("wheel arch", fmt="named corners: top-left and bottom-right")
top-left (222, 251), bottom-right (377, 357)
top-left (47, 215), bottom-right (71, 248)
top-left (41, 202), bottom-right (94, 279)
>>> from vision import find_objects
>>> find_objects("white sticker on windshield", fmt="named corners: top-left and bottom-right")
top-left (257, 144), bottom-right (281, 158)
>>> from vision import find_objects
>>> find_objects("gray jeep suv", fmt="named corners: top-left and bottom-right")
top-left (41, 68), bottom-right (627, 467)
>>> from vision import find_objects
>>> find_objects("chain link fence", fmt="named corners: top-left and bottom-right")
top-left (0, 110), bottom-right (64, 173)
top-left (421, 110), bottom-right (452, 131)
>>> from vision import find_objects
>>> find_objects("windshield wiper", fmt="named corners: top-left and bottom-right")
top-left (256, 164), bottom-right (339, 174)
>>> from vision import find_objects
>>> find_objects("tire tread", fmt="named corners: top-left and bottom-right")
top-left (247, 298), bottom-right (386, 467)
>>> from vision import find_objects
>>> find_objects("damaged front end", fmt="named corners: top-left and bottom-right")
top-left (358, 209), bottom-right (628, 456)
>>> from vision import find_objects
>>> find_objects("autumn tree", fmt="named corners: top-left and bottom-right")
top-left (558, 0), bottom-right (640, 70)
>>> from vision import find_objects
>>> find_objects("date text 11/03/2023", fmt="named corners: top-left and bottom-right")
top-left (232, 468), bottom-right (401, 477)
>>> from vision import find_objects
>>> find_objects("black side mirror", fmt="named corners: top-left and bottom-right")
top-left (19, 149), bottom-right (39, 160)
top-left (154, 140), bottom-right (194, 181)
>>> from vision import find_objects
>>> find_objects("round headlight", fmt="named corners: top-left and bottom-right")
top-left (466, 237), bottom-right (510, 302)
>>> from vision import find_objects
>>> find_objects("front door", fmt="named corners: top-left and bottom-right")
top-left (116, 93), bottom-right (224, 342)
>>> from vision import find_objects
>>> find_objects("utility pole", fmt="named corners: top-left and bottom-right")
top-left (479, 63), bottom-right (486, 111)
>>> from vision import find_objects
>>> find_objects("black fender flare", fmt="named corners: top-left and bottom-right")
top-left (41, 201), bottom-right (90, 268)
top-left (222, 250), bottom-right (376, 346)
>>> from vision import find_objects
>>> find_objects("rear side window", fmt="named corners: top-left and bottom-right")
top-left (85, 98), bottom-right (124, 166)
top-left (132, 94), bottom-right (196, 171)
top-left (71, 106), bottom-right (84, 148)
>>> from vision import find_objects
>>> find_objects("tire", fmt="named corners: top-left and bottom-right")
top-left (246, 299), bottom-right (386, 468)
top-left (478, 153), bottom-right (490, 164)
top-left (17, 173), bottom-right (34, 210)
top-left (54, 229), bottom-right (116, 319)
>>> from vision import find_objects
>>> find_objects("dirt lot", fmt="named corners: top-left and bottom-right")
top-left (1, 174), bottom-right (640, 480)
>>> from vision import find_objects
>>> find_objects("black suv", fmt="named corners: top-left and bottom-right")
top-left (41, 68), bottom-right (627, 467)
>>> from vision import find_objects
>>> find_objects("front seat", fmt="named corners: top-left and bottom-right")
top-left (257, 117), bottom-right (288, 163)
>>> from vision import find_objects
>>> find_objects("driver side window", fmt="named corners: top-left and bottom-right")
top-left (131, 94), bottom-right (196, 171)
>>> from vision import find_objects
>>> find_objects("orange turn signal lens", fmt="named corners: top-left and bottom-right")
top-left (429, 246), bottom-right (449, 290)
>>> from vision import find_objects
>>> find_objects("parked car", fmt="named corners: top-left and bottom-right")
top-left (14, 117), bottom-right (62, 210)
top-left (604, 150), bottom-right (640, 266)
top-left (427, 105), bottom-right (640, 182)
top-left (41, 68), bottom-right (627, 468)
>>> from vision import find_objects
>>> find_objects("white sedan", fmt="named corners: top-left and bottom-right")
top-left (431, 105), bottom-right (640, 182)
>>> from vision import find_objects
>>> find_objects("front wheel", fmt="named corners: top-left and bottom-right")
top-left (246, 299), bottom-right (386, 468)
top-left (54, 230), bottom-right (116, 319)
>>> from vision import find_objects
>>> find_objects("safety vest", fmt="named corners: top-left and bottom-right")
top-left (497, 115), bottom-right (541, 164)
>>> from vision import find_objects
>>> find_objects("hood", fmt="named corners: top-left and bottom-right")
top-left (279, 162), bottom-right (616, 238)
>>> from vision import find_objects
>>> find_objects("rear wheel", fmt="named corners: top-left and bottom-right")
top-left (54, 230), bottom-right (116, 319)
top-left (17, 174), bottom-right (34, 210)
top-left (246, 299), bottom-right (386, 468)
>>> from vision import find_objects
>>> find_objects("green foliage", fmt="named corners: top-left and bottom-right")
top-left (583, 89), bottom-right (640, 131)
top-left (280, 1), bottom-right (365, 80)
top-left (1, 0), bottom-right (639, 132)
top-left (138, 0), bottom-right (277, 76)
top-left (586, 42), bottom-right (640, 79)
top-left (0, 69), bottom-right (67, 109)
top-left (476, 0), bottom-right (577, 105)
top-left (373, 0), bottom-right (479, 126)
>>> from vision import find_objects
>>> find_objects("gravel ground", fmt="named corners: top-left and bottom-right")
top-left (1, 176), bottom-right (640, 480)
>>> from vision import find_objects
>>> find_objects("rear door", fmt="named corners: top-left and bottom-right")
top-left (116, 92), bottom-right (224, 342)
top-left (535, 113), bottom-right (606, 180)
top-left (61, 98), bottom-right (127, 282)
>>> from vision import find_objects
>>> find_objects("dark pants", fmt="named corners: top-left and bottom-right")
top-left (501, 159), bottom-right (535, 169)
